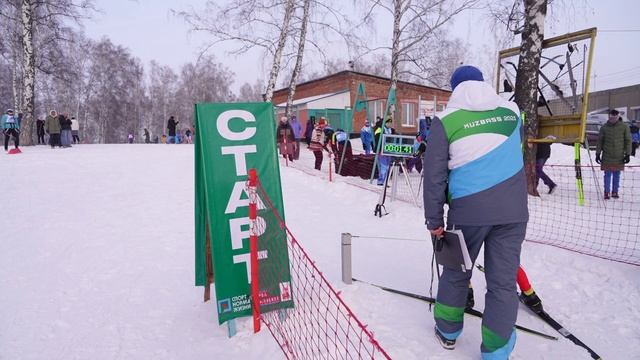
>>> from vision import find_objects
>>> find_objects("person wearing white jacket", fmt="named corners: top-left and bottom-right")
top-left (424, 65), bottom-right (528, 359)
top-left (71, 117), bottom-right (80, 144)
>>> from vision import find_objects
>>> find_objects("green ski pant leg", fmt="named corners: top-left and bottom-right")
top-left (481, 222), bottom-right (526, 354)
top-left (434, 225), bottom-right (489, 338)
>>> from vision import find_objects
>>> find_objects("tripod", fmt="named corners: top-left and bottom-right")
top-left (374, 157), bottom-right (420, 217)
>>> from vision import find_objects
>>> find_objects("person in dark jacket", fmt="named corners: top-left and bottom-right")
top-left (596, 109), bottom-right (632, 199)
top-left (372, 117), bottom-right (383, 152)
top-left (36, 118), bottom-right (46, 144)
top-left (167, 116), bottom-right (178, 144)
top-left (304, 116), bottom-right (315, 146)
top-left (535, 136), bottom-right (557, 194)
top-left (144, 128), bottom-right (151, 144)
top-left (59, 113), bottom-right (73, 148)
top-left (276, 116), bottom-right (296, 162)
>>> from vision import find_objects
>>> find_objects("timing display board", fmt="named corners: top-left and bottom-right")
top-left (381, 134), bottom-right (416, 158)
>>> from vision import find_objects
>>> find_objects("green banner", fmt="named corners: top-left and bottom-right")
top-left (194, 102), bottom-right (292, 325)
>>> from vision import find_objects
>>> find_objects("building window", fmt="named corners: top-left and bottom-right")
top-left (371, 100), bottom-right (386, 121)
top-left (632, 108), bottom-right (640, 121)
top-left (402, 103), bottom-right (415, 127)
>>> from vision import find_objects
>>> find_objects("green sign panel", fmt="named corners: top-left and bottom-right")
top-left (194, 102), bottom-right (293, 325)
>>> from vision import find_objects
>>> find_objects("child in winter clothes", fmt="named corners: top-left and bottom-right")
top-left (1, 109), bottom-right (20, 151)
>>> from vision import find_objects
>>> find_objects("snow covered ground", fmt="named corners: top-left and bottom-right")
top-left (1, 144), bottom-right (639, 359)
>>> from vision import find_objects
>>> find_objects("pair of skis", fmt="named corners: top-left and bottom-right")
top-left (474, 264), bottom-right (602, 359)
top-left (352, 278), bottom-right (557, 340)
top-left (518, 293), bottom-right (602, 359)
top-left (353, 278), bottom-right (602, 359)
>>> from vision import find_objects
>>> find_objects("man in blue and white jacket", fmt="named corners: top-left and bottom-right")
top-left (423, 65), bottom-right (528, 359)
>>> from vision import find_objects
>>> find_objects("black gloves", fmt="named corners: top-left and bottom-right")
top-left (624, 154), bottom-right (630, 164)
top-left (595, 153), bottom-right (601, 164)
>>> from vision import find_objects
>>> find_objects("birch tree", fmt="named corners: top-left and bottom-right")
top-left (490, 0), bottom-right (548, 194)
top-left (175, 0), bottom-right (296, 102)
top-left (20, 0), bottom-right (35, 145)
top-left (514, 0), bottom-right (547, 195)
top-left (284, 0), bottom-right (311, 117)
top-left (0, 0), bottom-right (95, 145)
top-left (359, 0), bottom-right (480, 93)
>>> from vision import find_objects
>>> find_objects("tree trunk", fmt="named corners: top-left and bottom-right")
top-left (389, 0), bottom-right (402, 91)
top-left (514, 0), bottom-right (547, 196)
top-left (263, 0), bottom-right (295, 103)
top-left (12, 7), bottom-right (22, 113)
top-left (19, 0), bottom-right (36, 146)
top-left (12, 59), bottom-right (20, 112)
top-left (285, 0), bottom-right (311, 118)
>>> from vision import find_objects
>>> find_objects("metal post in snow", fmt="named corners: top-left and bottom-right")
top-left (341, 233), bottom-right (352, 284)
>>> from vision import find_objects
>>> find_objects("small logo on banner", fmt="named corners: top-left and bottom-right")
top-left (217, 299), bottom-right (232, 314)
top-left (280, 282), bottom-right (291, 302)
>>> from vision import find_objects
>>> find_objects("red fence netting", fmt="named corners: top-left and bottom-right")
top-left (247, 171), bottom-right (391, 360)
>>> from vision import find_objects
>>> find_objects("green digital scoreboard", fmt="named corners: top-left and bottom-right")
top-left (381, 134), bottom-right (416, 158)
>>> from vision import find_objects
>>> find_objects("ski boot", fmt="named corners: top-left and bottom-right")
top-left (434, 326), bottom-right (456, 350)
top-left (520, 291), bottom-right (543, 314)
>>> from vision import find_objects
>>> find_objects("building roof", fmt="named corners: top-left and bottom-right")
top-left (273, 70), bottom-right (450, 94)
top-left (274, 90), bottom-right (350, 107)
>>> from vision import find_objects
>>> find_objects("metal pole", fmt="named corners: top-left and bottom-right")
top-left (341, 233), bottom-right (352, 284)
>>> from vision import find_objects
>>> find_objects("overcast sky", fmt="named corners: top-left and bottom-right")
top-left (83, 0), bottom-right (640, 93)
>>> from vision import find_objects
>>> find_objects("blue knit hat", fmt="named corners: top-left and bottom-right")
top-left (450, 65), bottom-right (484, 90)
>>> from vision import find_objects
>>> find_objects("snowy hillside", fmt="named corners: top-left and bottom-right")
top-left (1, 144), bottom-right (639, 359)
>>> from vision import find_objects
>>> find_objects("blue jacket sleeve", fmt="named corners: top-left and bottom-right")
top-left (422, 117), bottom-right (449, 230)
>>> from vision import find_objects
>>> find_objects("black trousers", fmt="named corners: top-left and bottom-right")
top-left (4, 129), bottom-right (19, 150)
top-left (313, 151), bottom-right (323, 170)
top-left (49, 133), bottom-right (61, 147)
top-left (37, 131), bottom-right (45, 144)
top-left (73, 135), bottom-right (80, 144)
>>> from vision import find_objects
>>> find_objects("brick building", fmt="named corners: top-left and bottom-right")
top-left (272, 71), bottom-right (451, 135)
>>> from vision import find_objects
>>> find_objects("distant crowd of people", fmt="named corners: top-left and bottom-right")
top-left (135, 115), bottom-right (194, 145)
top-left (275, 113), bottom-right (431, 185)
top-left (36, 110), bottom-right (80, 148)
